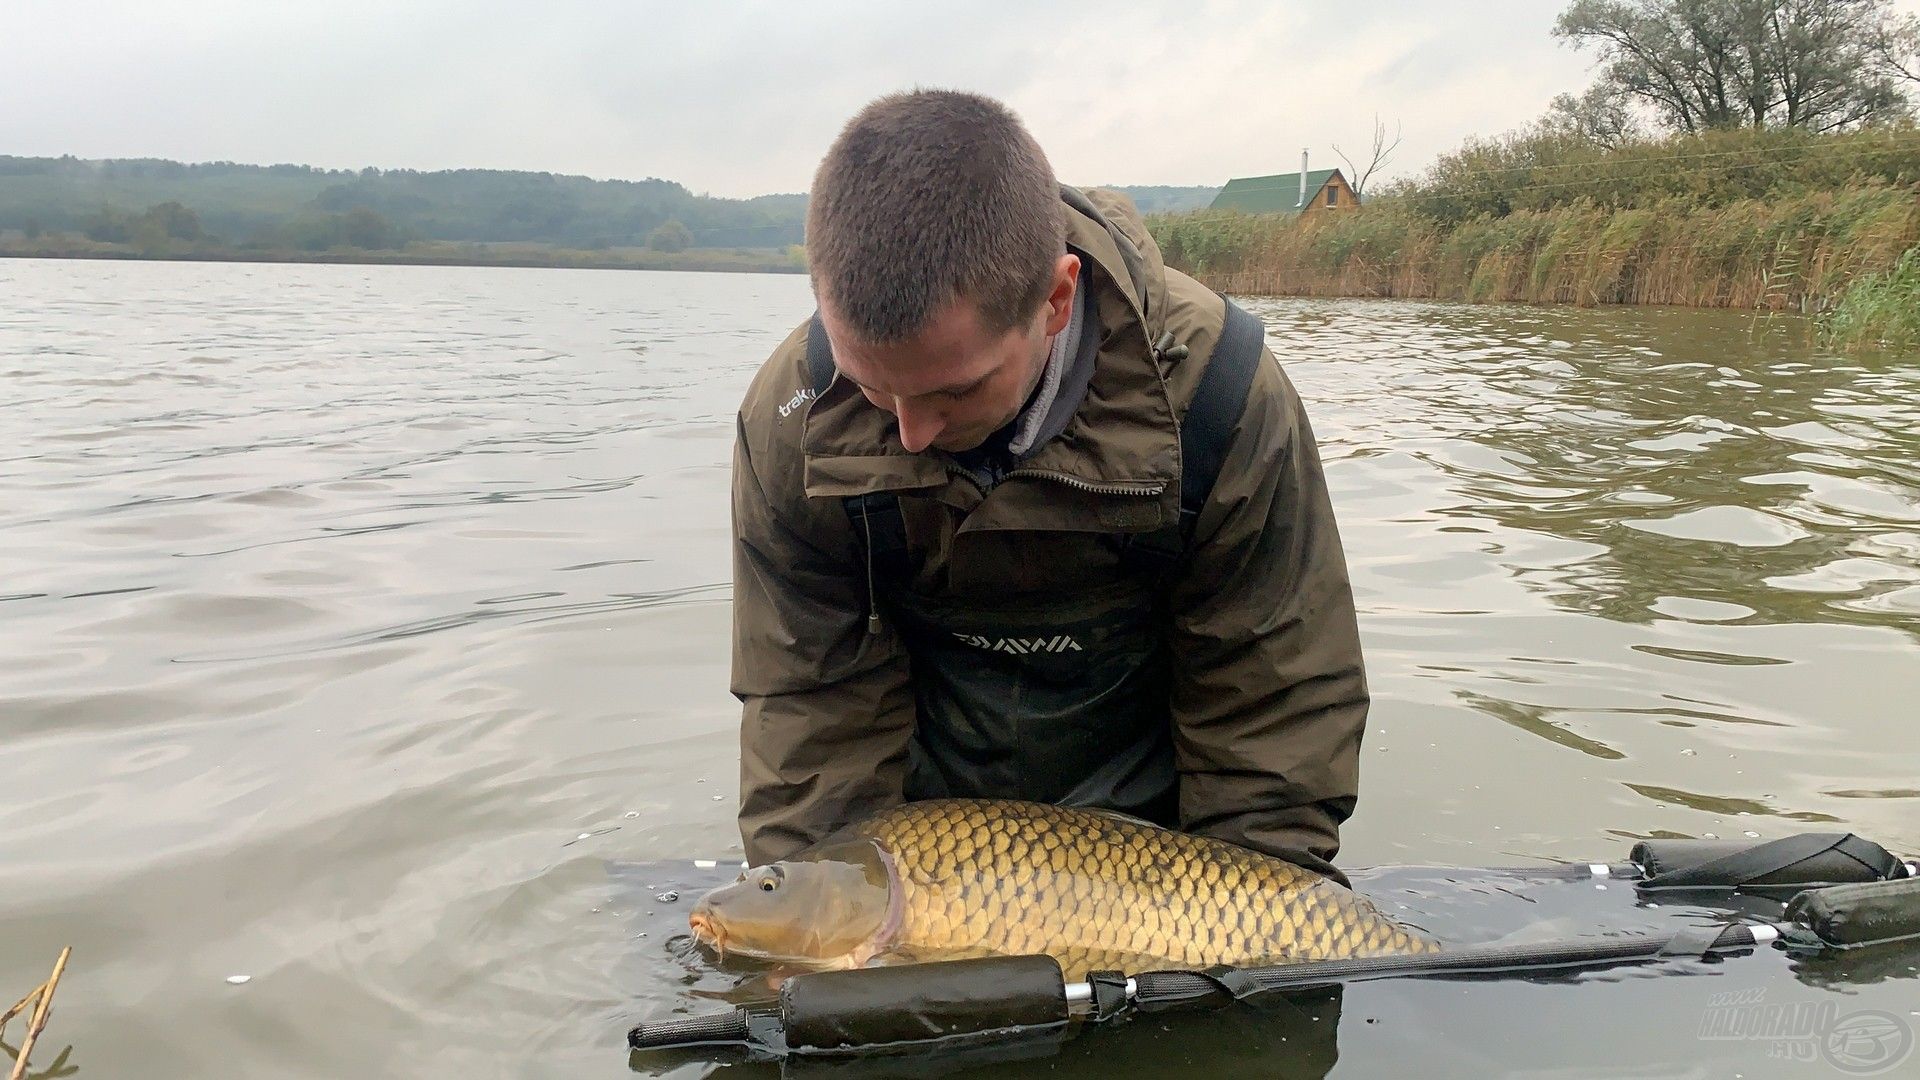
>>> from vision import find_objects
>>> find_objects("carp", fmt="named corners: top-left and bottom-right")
top-left (689, 798), bottom-right (1437, 980)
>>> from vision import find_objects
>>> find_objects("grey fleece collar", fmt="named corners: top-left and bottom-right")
top-left (1008, 262), bottom-right (1094, 460)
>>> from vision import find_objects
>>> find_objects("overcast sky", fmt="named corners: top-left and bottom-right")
top-left (6, 0), bottom-right (1919, 198)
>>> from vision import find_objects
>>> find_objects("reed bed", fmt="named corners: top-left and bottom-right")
top-left (1152, 188), bottom-right (1919, 313)
top-left (1148, 127), bottom-right (1920, 326)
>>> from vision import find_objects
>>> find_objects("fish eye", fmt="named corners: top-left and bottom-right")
top-left (759, 876), bottom-right (779, 892)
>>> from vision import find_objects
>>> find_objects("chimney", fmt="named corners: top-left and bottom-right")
top-left (1298, 148), bottom-right (1309, 208)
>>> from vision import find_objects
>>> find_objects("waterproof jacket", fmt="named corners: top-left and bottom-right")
top-left (731, 186), bottom-right (1368, 883)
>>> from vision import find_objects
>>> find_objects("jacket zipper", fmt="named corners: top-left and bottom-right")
top-left (942, 464), bottom-right (1165, 498)
top-left (1003, 467), bottom-right (1167, 497)
top-left (942, 464), bottom-right (987, 493)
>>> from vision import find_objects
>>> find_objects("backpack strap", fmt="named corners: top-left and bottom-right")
top-left (1178, 296), bottom-right (1267, 526)
top-left (1120, 295), bottom-right (1267, 568)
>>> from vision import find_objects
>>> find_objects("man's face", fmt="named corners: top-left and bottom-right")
top-left (820, 254), bottom-right (1080, 454)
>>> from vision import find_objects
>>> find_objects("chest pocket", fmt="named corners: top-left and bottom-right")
top-left (884, 555), bottom-right (1177, 824)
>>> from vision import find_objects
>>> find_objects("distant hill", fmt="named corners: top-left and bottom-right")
top-left (0, 155), bottom-right (1222, 260)
top-left (0, 156), bottom-right (806, 252)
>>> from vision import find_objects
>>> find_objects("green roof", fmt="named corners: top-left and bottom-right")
top-left (1209, 169), bottom-right (1343, 214)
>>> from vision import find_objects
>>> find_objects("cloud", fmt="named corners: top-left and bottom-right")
top-left (13, 0), bottom-right (1897, 197)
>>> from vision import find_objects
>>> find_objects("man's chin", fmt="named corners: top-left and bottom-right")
top-left (930, 434), bottom-right (986, 453)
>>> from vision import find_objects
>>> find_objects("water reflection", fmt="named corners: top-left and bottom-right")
top-left (1245, 298), bottom-right (1920, 855)
top-left (1253, 301), bottom-right (1920, 633)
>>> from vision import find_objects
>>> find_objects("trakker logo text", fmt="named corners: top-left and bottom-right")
top-left (777, 387), bottom-right (818, 419)
top-left (952, 632), bottom-right (1084, 654)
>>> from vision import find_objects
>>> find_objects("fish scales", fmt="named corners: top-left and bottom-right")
top-left (688, 797), bottom-right (1438, 983)
top-left (861, 799), bottom-right (1434, 979)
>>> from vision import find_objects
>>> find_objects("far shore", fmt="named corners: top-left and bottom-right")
top-left (0, 241), bottom-right (808, 276)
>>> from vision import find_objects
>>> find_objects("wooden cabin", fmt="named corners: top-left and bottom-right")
top-left (1209, 168), bottom-right (1358, 216)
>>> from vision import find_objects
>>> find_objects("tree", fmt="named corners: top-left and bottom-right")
top-left (82, 206), bottom-right (130, 243)
top-left (338, 207), bottom-right (394, 249)
top-left (1876, 13), bottom-right (1920, 85)
top-left (130, 214), bottom-right (171, 256)
top-left (139, 201), bottom-right (203, 241)
top-left (647, 218), bottom-right (693, 253)
top-left (1553, 0), bottom-right (1914, 133)
top-left (1545, 84), bottom-right (1646, 148)
top-left (1332, 115), bottom-right (1404, 197)
top-left (1762, 0), bottom-right (1909, 128)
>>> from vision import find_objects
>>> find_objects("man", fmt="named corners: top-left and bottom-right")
top-left (730, 89), bottom-right (1368, 884)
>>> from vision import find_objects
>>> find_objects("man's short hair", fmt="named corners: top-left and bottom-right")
top-left (806, 89), bottom-right (1065, 343)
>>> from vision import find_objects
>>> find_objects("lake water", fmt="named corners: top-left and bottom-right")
top-left (3, 259), bottom-right (1917, 1079)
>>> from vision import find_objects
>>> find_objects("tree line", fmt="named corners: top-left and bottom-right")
top-left (0, 153), bottom-right (1219, 259)
top-left (0, 156), bottom-right (810, 253)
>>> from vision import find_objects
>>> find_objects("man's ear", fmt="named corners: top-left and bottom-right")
top-left (1041, 253), bottom-right (1080, 337)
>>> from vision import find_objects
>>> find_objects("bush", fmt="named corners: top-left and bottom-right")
top-left (647, 219), bottom-right (693, 253)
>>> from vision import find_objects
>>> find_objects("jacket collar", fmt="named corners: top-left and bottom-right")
top-left (800, 187), bottom-right (1180, 533)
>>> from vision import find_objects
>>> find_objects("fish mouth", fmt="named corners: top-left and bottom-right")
top-left (687, 911), bottom-right (806, 967)
top-left (688, 910), bottom-right (728, 960)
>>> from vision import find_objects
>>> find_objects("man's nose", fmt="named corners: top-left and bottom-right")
top-left (893, 400), bottom-right (944, 453)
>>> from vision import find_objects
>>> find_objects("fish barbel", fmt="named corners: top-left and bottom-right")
top-left (689, 798), bottom-right (1436, 980)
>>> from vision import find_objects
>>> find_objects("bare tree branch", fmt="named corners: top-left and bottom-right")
top-left (1874, 13), bottom-right (1920, 83)
top-left (1333, 115), bottom-right (1404, 197)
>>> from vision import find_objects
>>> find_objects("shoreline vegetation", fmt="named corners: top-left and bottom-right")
top-left (0, 155), bottom-right (819, 274)
top-left (6, 129), bottom-right (1917, 347)
top-left (1146, 127), bottom-right (1920, 349)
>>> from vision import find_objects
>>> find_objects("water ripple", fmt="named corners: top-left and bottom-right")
top-left (1, 266), bottom-right (1915, 1079)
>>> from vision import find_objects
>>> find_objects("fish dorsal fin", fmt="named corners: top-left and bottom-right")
top-left (1081, 806), bottom-right (1165, 831)
top-left (869, 943), bottom-right (1182, 983)
top-left (866, 943), bottom-right (1005, 968)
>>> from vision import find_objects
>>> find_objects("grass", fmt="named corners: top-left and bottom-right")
top-left (1821, 247), bottom-right (1920, 351)
top-left (1148, 186), bottom-right (1919, 313)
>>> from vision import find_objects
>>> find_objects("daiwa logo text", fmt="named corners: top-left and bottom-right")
top-left (778, 387), bottom-right (818, 419)
top-left (952, 632), bottom-right (1084, 655)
